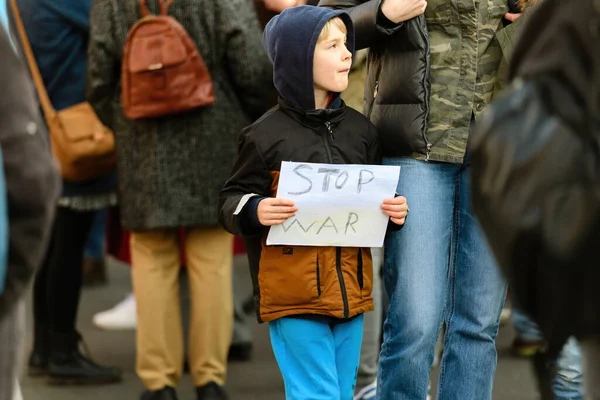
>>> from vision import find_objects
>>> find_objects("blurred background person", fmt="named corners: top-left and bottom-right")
top-left (87, 0), bottom-right (272, 399)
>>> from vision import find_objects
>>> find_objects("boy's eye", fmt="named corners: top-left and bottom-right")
top-left (329, 43), bottom-right (337, 49)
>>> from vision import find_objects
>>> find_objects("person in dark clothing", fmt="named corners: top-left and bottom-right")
top-left (9, 0), bottom-right (121, 386)
top-left (470, 0), bottom-right (600, 396)
top-left (219, 6), bottom-right (408, 399)
top-left (0, 22), bottom-right (61, 400)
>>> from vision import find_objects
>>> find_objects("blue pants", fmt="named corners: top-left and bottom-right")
top-left (269, 315), bottom-right (364, 400)
top-left (378, 158), bottom-right (507, 400)
top-left (512, 308), bottom-right (584, 399)
top-left (84, 209), bottom-right (107, 260)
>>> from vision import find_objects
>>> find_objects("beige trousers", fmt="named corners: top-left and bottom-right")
top-left (131, 228), bottom-right (233, 390)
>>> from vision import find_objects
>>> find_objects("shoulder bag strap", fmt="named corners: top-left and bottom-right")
top-left (9, 0), bottom-right (57, 123)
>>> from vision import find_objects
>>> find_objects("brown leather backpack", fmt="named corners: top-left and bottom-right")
top-left (122, 0), bottom-right (215, 119)
top-left (11, 0), bottom-right (116, 182)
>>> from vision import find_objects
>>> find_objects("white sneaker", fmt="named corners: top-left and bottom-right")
top-left (354, 379), bottom-right (377, 400)
top-left (93, 293), bottom-right (137, 331)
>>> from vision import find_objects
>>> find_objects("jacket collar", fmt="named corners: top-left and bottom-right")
top-left (278, 96), bottom-right (347, 131)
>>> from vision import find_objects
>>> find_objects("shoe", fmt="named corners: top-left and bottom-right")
top-left (511, 337), bottom-right (547, 358)
top-left (46, 332), bottom-right (122, 385)
top-left (141, 386), bottom-right (178, 400)
top-left (93, 293), bottom-right (137, 331)
top-left (82, 257), bottom-right (107, 287)
top-left (28, 328), bottom-right (50, 377)
top-left (227, 342), bottom-right (252, 362)
top-left (196, 382), bottom-right (228, 400)
top-left (28, 351), bottom-right (49, 377)
top-left (354, 379), bottom-right (377, 400)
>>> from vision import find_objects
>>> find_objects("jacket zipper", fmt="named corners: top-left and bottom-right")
top-left (336, 247), bottom-right (349, 318)
top-left (316, 254), bottom-right (322, 297)
top-left (367, 58), bottom-right (384, 119)
top-left (323, 123), bottom-right (348, 317)
top-left (357, 249), bottom-right (364, 290)
top-left (324, 121), bottom-right (334, 163)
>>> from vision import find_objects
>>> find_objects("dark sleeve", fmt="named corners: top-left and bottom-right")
top-left (219, 128), bottom-right (273, 237)
top-left (318, 0), bottom-right (404, 50)
top-left (218, 0), bottom-right (274, 121)
top-left (366, 120), bottom-right (382, 165)
top-left (86, 0), bottom-right (119, 130)
top-left (45, 0), bottom-right (93, 32)
top-left (0, 32), bottom-right (61, 317)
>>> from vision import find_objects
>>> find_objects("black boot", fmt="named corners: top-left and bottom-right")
top-left (28, 327), bottom-right (50, 377)
top-left (227, 342), bottom-right (252, 362)
top-left (141, 386), bottom-right (178, 400)
top-left (47, 332), bottom-right (122, 385)
top-left (196, 382), bottom-right (228, 400)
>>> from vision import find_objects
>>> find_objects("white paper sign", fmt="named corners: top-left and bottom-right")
top-left (266, 162), bottom-right (401, 247)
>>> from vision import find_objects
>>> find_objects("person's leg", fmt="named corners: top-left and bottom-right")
top-left (436, 164), bottom-right (507, 399)
top-left (29, 214), bottom-right (56, 375)
top-left (580, 336), bottom-right (600, 400)
top-left (377, 158), bottom-right (457, 400)
top-left (83, 209), bottom-right (108, 286)
top-left (269, 317), bottom-right (340, 399)
top-left (0, 300), bottom-right (24, 400)
top-left (511, 307), bottom-right (547, 357)
top-left (355, 248), bottom-right (381, 393)
top-left (334, 314), bottom-right (365, 400)
top-left (553, 337), bottom-right (584, 400)
top-left (131, 229), bottom-right (183, 391)
top-left (186, 228), bottom-right (233, 388)
top-left (46, 207), bottom-right (95, 338)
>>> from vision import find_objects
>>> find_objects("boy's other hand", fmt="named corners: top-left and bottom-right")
top-left (257, 198), bottom-right (298, 226)
top-left (381, 196), bottom-right (409, 225)
top-left (381, 0), bottom-right (428, 23)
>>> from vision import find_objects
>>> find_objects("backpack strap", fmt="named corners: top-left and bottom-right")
top-left (139, 0), bottom-right (173, 17)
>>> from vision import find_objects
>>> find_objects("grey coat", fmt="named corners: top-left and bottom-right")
top-left (87, 0), bottom-right (272, 231)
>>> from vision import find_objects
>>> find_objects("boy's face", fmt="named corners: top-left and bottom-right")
top-left (313, 24), bottom-right (352, 95)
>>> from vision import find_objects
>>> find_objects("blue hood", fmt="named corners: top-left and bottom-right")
top-left (263, 6), bottom-right (355, 111)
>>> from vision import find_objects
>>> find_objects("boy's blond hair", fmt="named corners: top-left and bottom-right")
top-left (317, 17), bottom-right (347, 43)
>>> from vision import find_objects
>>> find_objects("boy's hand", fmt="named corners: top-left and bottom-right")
top-left (381, 196), bottom-right (409, 225)
top-left (257, 198), bottom-right (298, 226)
top-left (381, 0), bottom-right (428, 24)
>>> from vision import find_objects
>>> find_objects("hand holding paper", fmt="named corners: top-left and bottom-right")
top-left (381, 196), bottom-right (409, 225)
top-left (257, 198), bottom-right (298, 226)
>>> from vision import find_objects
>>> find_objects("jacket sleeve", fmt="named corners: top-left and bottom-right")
top-left (44, 0), bottom-right (92, 33)
top-left (0, 32), bottom-right (61, 318)
top-left (318, 0), bottom-right (404, 50)
top-left (86, 0), bottom-right (119, 130)
top-left (219, 128), bottom-right (273, 237)
top-left (366, 120), bottom-right (382, 165)
top-left (218, 0), bottom-right (274, 121)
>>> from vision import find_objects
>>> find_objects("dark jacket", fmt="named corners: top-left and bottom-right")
top-left (219, 6), bottom-right (377, 323)
top-left (87, 0), bottom-right (272, 231)
top-left (0, 28), bottom-right (61, 318)
top-left (14, 0), bottom-right (116, 197)
top-left (319, 0), bottom-right (507, 163)
top-left (471, 0), bottom-right (600, 351)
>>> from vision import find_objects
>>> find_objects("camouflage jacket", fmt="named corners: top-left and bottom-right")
top-left (320, 0), bottom-right (508, 163)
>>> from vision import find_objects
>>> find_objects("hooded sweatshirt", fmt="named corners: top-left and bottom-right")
top-left (262, 5), bottom-right (355, 111)
top-left (219, 6), bottom-right (382, 323)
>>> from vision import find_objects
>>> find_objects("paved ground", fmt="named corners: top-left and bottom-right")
top-left (20, 257), bottom-right (542, 400)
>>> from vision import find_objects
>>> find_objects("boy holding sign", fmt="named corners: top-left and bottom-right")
top-left (219, 6), bottom-right (407, 399)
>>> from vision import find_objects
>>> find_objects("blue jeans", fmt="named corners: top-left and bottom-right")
top-left (84, 209), bottom-right (107, 260)
top-left (512, 308), bottom-right (584, 399)
top-left (377, 158), bottom-right (507, 400)
top-left (269, 315), bottom-right (364, 400)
